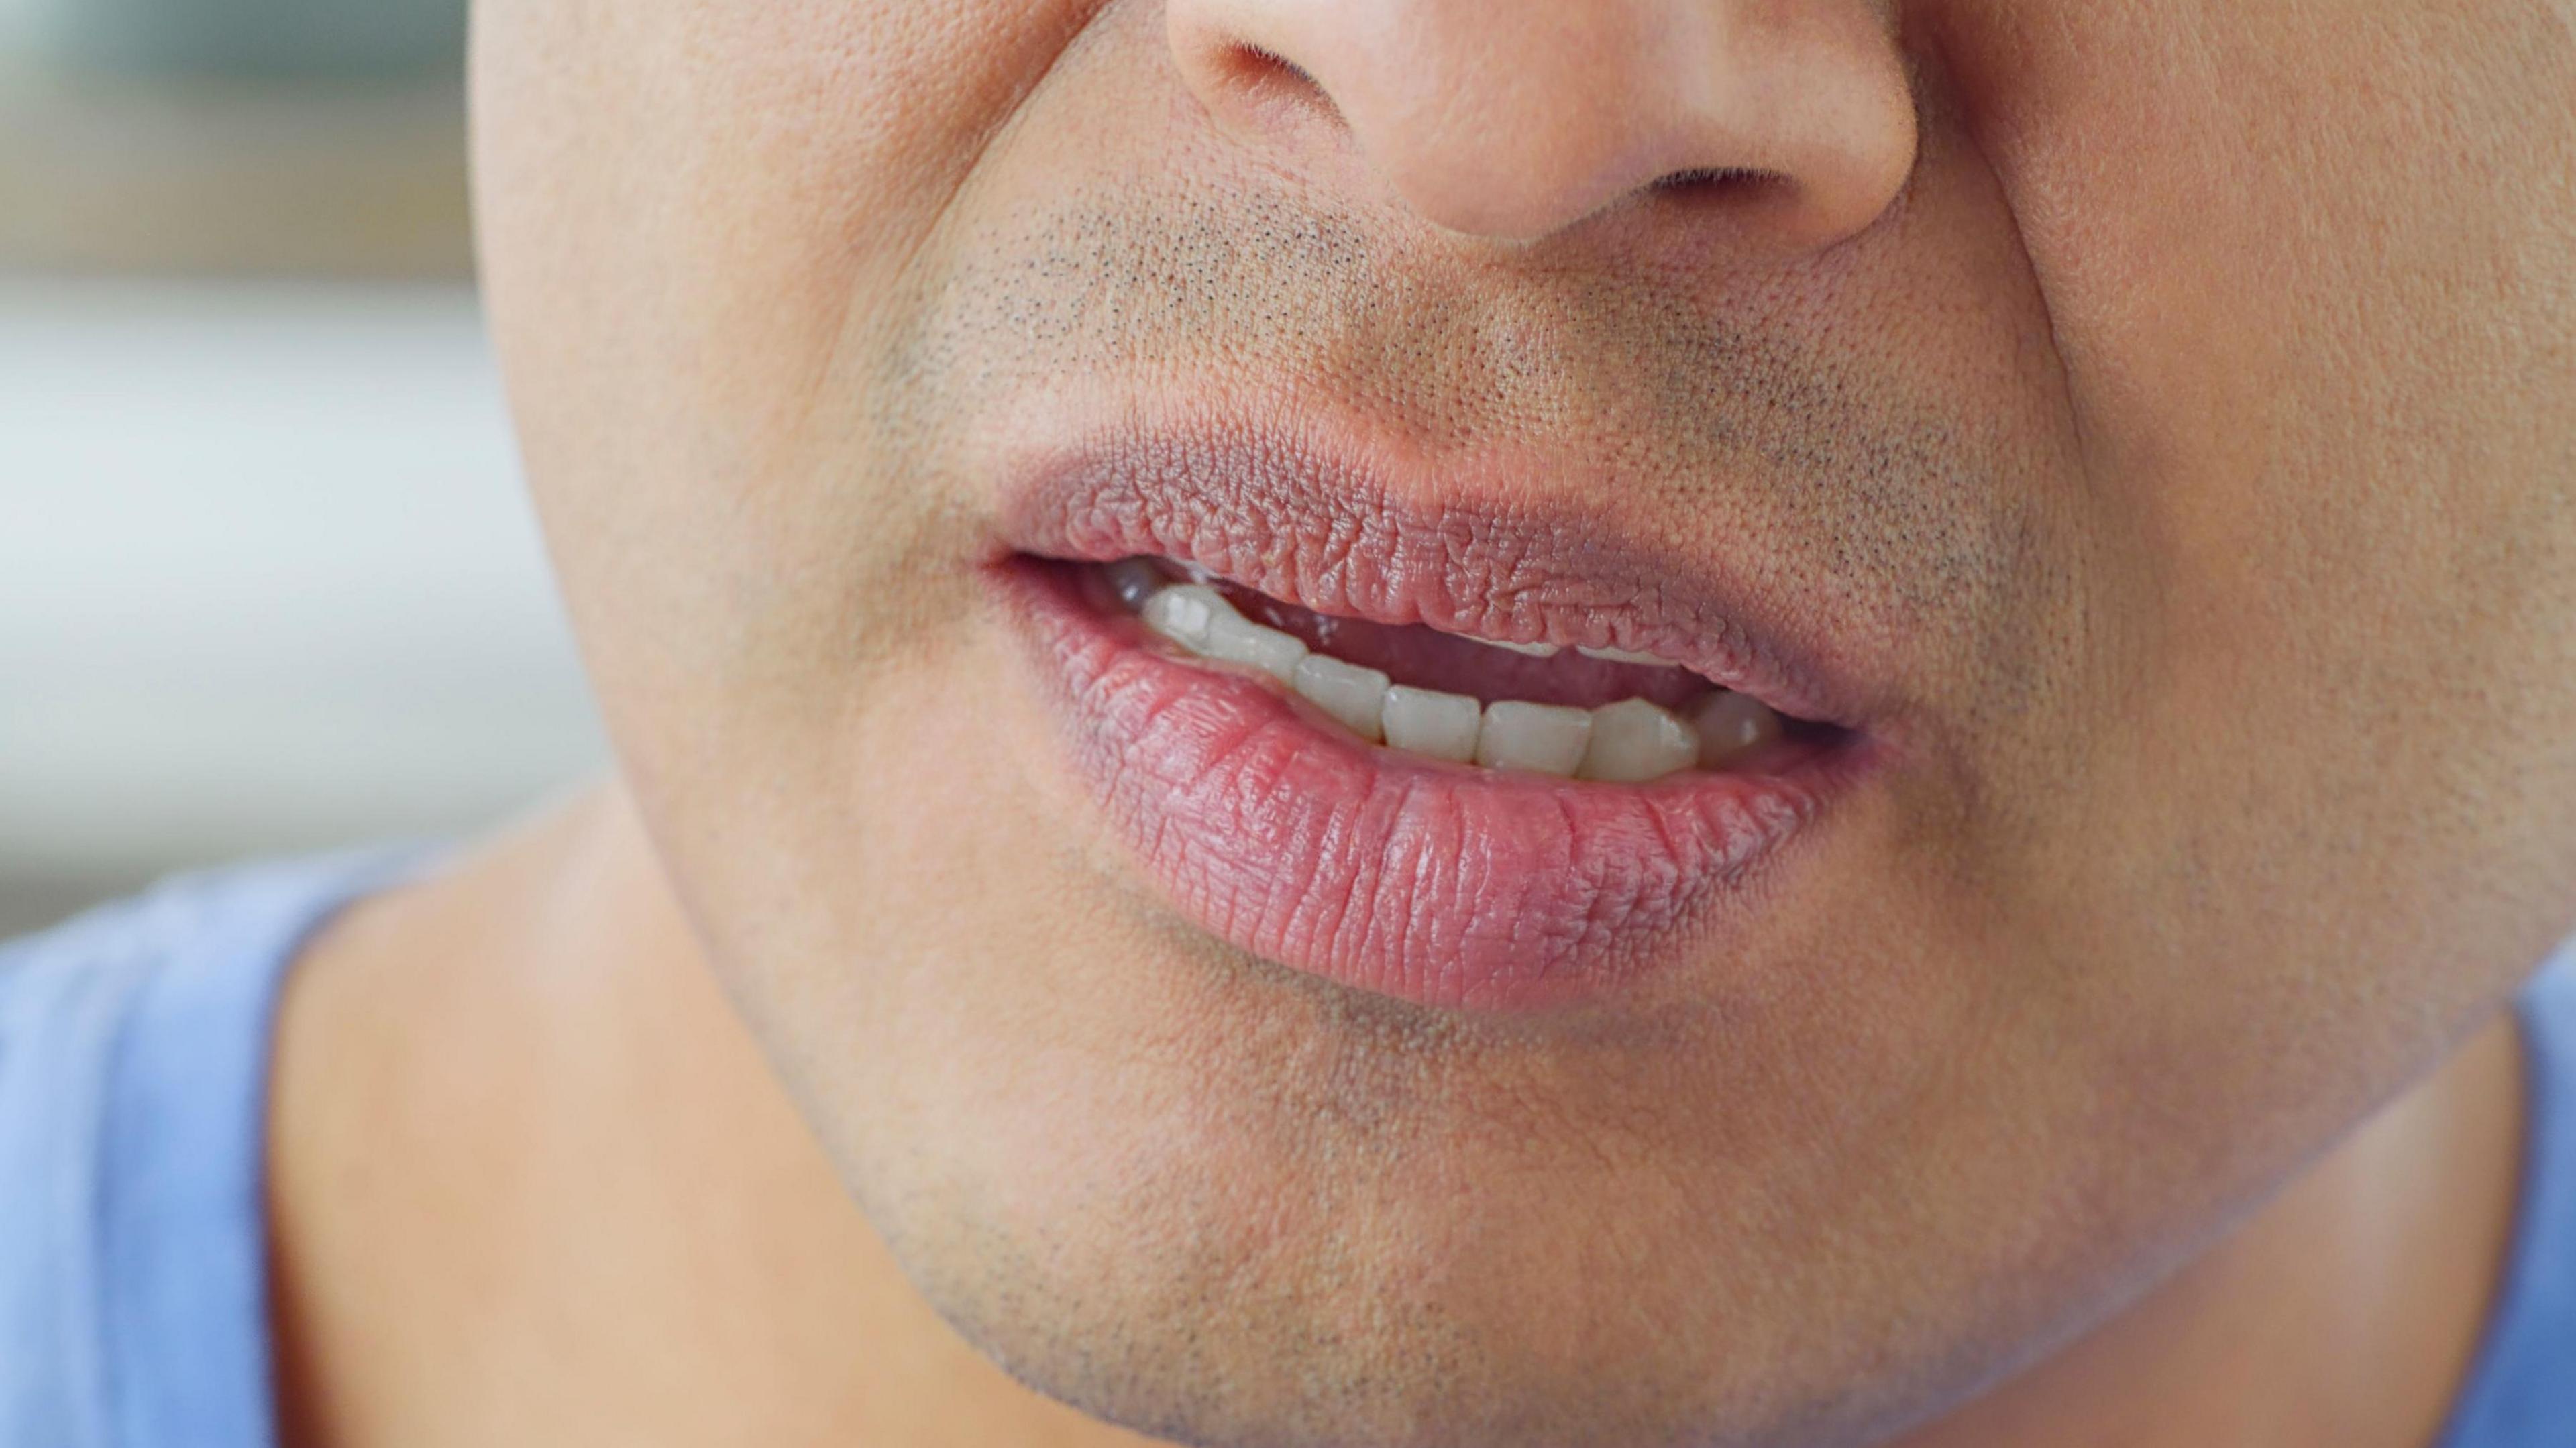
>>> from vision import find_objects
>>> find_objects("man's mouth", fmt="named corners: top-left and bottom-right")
top-left (989, 435), bottom-right (1883, 1012)
top-left (1097, 555), bottom-right (1833, 781)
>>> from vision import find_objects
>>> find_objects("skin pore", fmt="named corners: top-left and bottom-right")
top-left (274, 1), bottom-right (2575, 1446)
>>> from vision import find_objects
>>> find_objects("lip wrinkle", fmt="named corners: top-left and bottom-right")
top-left (1005, 559), bottom-right (1853, 1011)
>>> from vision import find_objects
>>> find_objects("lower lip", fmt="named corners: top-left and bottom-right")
top-left (996, 559), bottom-right (1872, 1012)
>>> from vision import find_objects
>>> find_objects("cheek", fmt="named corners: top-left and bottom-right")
top-left (1945, 0), bottom-right (2576, 685)
top-left (1929, 0), bottom-right (2576, 977)
top-left (473, 0), bottom-right (1113, 746)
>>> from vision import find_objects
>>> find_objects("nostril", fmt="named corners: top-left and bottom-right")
top-left (1650, 166), bottom-right (1786, 203)
top-left (1223, 43), bottom-right (1328, 105)
top-left (1644, 166), bottom-right (1825, 243)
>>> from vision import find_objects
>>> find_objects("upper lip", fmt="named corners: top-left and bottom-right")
top-left (991, 429), bottom-right (1883, 731)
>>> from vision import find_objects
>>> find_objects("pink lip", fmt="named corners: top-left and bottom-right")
top-left (989, 437), bottom-right (1886, 1012)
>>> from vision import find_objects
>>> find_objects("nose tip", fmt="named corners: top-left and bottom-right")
top-left (1169, 0), bottom-right (1917, 252)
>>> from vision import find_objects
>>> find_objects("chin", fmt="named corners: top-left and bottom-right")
top-left (797, 920), bottom-right (2216, 1448)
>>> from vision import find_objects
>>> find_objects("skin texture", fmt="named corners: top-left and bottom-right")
top-left (270, 2), bottom-right (2576, 1446)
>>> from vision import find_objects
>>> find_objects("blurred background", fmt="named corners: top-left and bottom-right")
top-left (0, 0), bottom-right (608, 938)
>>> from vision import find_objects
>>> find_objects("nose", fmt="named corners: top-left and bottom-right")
top-left (1169, 0), bottom-right (1917, 252)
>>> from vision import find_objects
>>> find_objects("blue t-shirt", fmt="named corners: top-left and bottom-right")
top-left (1, 855), bottom-right (2571, 1447)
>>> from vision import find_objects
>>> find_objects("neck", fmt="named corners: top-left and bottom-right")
top-left (267, 787), bottom-right (2525, 1448)
top-left (1902, 989), bottom-right (2522, 1448)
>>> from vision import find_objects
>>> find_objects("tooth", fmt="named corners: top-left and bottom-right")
top-left (1293, 654), bottom-right (1391, 743)
top-left (1474, 700), bottom-right (1593, 777)
top-left (1200, 610), bottom-right (1309, 684)
top-left (1106, 558), bottom-right (1167, 611)
top-left (1482, 638), bottom-right (1561, 658)
top-left (1142, 583), bottom-right (1232, 651)
top-left (1578, 645), bottom-right (1672, 667)
top-left (1578, 699), bottom-right (1700, 783)
top-left (1381, 685), bottom-right (1481, 763)
top-left (1690, 691), bottom-right (1784, 769)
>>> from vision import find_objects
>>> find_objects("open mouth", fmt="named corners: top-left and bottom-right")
top-left (989, 437), bottom-right (1882, 1012)
top-left (1094, 555), bottom-right (1846, 781)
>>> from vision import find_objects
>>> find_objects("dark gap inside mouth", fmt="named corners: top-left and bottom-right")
top-left (1212, 579), bottom-right (1711, 711)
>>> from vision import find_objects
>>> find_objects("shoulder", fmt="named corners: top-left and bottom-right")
top-left (2438, 944), bottom-right (2576, 1448)
top-left (0, 850), bottom-right (424, 1448)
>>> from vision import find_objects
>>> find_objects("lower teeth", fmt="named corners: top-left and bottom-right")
top-left (1116, 562), bottom-right (1783, 782)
